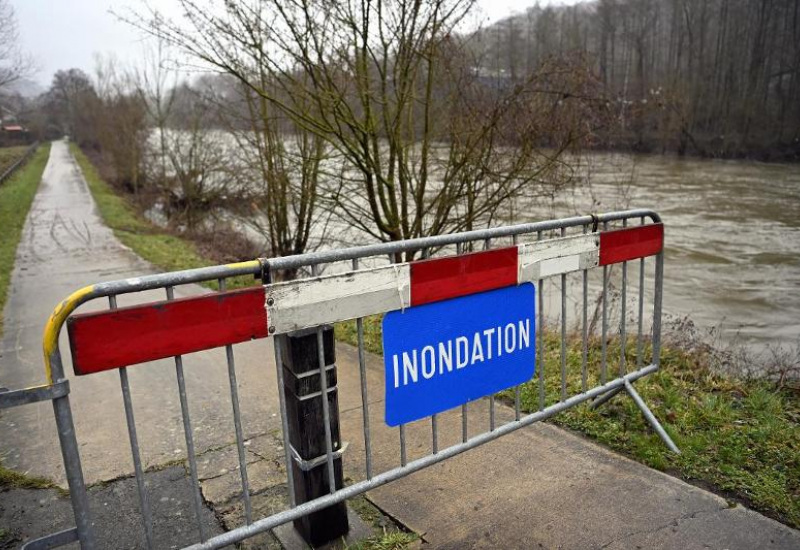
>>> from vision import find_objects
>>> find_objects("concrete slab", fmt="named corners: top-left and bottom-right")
top-left (0, 466), bottom-right (224, 550)
top-left (273, 508), bottom-right (374, 550)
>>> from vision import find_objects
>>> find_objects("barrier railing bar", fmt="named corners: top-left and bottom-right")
top-left (511, 233), bottom-right (521, 421)
top-left (20, 527), bottom-right (78, 550)
top-left (271, 336), bottom-right (297, 507)
top-left (218, 278), bottom-right (253, 524)
top-left (111, 294), bottom-right (154, 550)
top-left (183, 364), bottom-right (660, 550)
top-left (166, 285), bottom-right (207, 542)
top-left (537, 230), bottom-right (545, 411)
top-left (637, 216), bottom-right (646, 369)
top-left (0, 380), bottom-right (69, 409)
top-left (352, 258), bottom-right (373, 480)
top-left (582, 224), bottom-right (589, 393)
top-left (601, 221), bottom-right (609, 384)
top-left (68, 210), bottom-right (659, 308)
top-left (560, 227), bottom-right (568, 402)
top-left (266, 210), bottom-right (661, 273)
top-left (621, 219), bottom-right (628, 377)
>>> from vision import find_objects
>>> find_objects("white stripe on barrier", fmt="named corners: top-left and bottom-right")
top-left (266, 265), bottom-right (411, 334)
top-left (264, 232), bottom-right (601, 335)
top-left (518, 233), bottom-right (599, 282)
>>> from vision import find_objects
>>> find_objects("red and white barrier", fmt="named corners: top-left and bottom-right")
top-left (67, 223), bottom-right (663, 375)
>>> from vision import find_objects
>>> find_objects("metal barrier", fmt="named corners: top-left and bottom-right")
top-left (2, 208), bottom-right (676, 549)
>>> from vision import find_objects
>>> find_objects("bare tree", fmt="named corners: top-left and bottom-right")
top-left (0, 0), bottom-right (34, 90)
top-left (129, 0), bottom-right (600, 259)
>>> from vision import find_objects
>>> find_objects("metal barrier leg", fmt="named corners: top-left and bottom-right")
top-left (50, 375), bottom-right (95, 548)
top-left (623, 379), bottom-right (680, 454)
top-left (588, 385), bottom-right (624, 410)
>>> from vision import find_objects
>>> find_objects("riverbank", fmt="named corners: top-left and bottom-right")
top-left (75, 144), bottom-right (799, 530)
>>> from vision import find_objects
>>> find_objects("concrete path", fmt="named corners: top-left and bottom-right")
top-left (1, 141), bottom-right (798, 549)
top-left (0, 140), bottom-right (283, 486)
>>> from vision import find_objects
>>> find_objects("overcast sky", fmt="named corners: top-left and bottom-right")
top-left (14, 0), bottom-right (585, 89)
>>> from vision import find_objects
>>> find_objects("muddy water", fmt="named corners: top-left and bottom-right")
top-left (525, 153), bottom-right (800, 350)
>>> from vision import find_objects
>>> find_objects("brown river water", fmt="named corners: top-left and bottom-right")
top-left (529, 153), bottom-right (800, 351)
top-left (163, 137), bottom-right (799, 352)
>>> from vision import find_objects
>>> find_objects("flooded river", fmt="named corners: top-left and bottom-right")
top-left (533, 153), bottom-right (800, 350)
top-left (155, 132), bottom-right (800, 351)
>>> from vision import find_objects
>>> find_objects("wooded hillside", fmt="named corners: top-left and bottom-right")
top-left (471, 0), bottom-right (800, 160)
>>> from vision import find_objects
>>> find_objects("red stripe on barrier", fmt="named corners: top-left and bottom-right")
top-left (410, 246), bottom-right (519, 306)
top-left (67, 286), bottom-right (268, 375)
top-left (599, 223), bottom-right (663, 266)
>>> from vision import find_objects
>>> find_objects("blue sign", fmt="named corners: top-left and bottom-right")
top-left (382, 284), bottom-right (536, 427)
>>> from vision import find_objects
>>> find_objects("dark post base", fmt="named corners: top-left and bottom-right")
top-left (278, 326), bottom-right (349, 546)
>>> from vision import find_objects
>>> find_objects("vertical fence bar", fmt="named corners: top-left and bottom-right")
top-left (432, 415), bottom-right (439, 453)
top-left (620, 220), bottom-right (628, 377)
top-left (111, 295), bottom-right (154, 549)
top-left (560, 227), bottom-right (567, 402)
top-left (271, 337), bottom-right (297, 507)
top-left (653, 246), bottom-right (665, 368)
top-left (582, 224), bottom-right (589, 393)
top-left (486, 236), bottom-right (497, 430)
top-left (315, 328), bottom-right (336, 494)
top-left (352, 258), bottom-right (373, 479)
top-left (419, 248), bottom-right (441, 450)
top-left (601, 221), bottom-right (609, 384)
top-left (537, 230), bottom-right (545, 411)
top-left (512, 234), bottom-right (521, 421)
top-left (400, 425), bottom-right (408, 466)
top-left (309, 264), bottom-right (337, 495)
top-left (457, 242), bottom-right (469, 442)
top-left (218, 278), bottom-right (253, 524)
top-left (637, 217), bottom-right (646, 368)
top-left (166, 286), bottom-right (207, 542)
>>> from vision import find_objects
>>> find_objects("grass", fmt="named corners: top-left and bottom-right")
top-left (0, 144), bottom-right (49, 339)
top-left (71, 144), bottom-right (799, 530)
top-left (70, 143), bottom-right (254, 290)
top-left (336, 315), bottom-right (800, 530)
top-left (0, 464), bottom-right (67, 495)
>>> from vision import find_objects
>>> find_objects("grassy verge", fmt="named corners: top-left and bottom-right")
top-left (0, 144), bottom-right (50, 338)
top-left (71, 145), bottom-right (799, 530)
top-left (337, 315), bottom-right (800, 529)
top-left (0, 145), bottom-right (29, 174)
top-left (0, 464), bottom-right (66, 494)
top-left (70, 144), bottom-right (253, 290)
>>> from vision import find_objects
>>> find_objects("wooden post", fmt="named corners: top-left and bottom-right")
top-left (278, 326), bottom-right (349, 546)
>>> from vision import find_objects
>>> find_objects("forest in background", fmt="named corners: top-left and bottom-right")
top-left (472, 0), bottom-right (800, 160)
